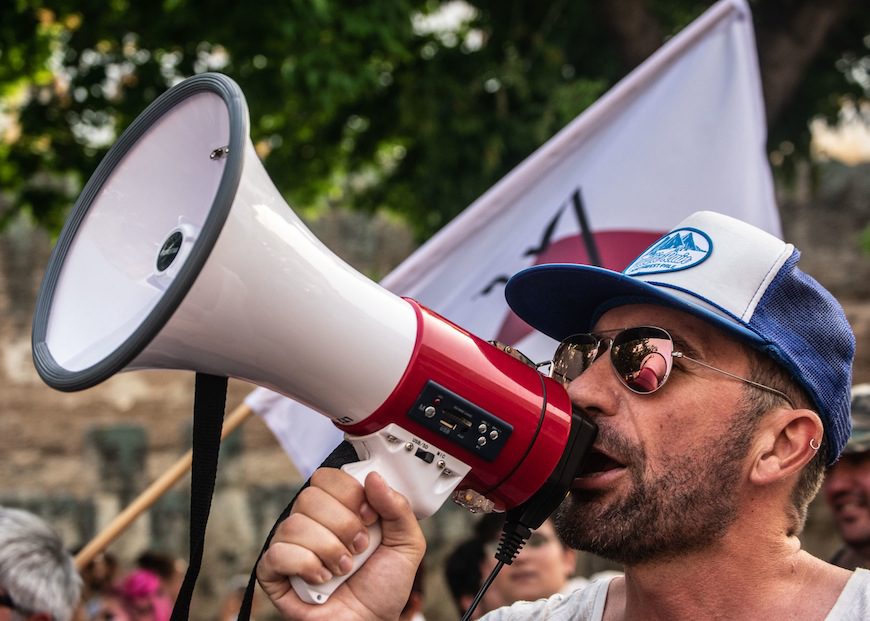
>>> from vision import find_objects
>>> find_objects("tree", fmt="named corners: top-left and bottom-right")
top-left (1, 0), bottom-right (868, 241)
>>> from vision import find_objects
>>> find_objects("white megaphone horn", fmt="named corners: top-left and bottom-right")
top-left (32, 73), bottom-right (596, 605)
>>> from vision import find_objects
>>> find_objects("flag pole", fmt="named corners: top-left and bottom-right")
top-left (74, 402), bottom-right (255, 570)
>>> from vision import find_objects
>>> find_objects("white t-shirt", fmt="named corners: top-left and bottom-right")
top-left (481, 568), bottom-right (870, 621)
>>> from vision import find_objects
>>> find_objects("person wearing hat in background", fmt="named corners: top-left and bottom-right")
top-left (256, 211), bottom-right (869, 620)
top-left (825, 384), bottom-right (870, 570)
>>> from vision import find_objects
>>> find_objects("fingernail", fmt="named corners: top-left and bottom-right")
top-left (338, 554), bottom-right (353, 574)
top-left (319, 568), bottom-right (333, 583)
top-left (352, 531), bottom-right (368, 554)
top-left (359, 501), bottom-right (377, 524)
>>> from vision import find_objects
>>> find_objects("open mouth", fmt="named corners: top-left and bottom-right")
top-left (578, 447), bottom-right (625, 478)
top-left (832, 494), bottom-right (868, 515)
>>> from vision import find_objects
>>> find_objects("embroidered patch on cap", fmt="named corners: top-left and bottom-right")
top-left (623, 227), bottom-right (713, 276)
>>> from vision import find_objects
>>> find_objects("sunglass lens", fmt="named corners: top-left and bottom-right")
top-left (611, 327), bottom-right (674, 394)
top-left (551, 334), bottom-right (600, 384)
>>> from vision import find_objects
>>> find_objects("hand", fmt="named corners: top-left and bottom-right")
top-left (257, 468), bottom-right (426, 620)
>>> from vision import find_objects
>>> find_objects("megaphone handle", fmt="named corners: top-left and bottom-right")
top-left (289, 515), bottom-right (382, 605)
top-left (289, 454), bottom-right (385, 604)
top-left (290, 423), bottom-right (470, 605)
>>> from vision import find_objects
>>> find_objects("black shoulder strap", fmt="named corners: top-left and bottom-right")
top-left (235, 440), bottom-right (359, 619)
top-left (169, 372), bottom-right (227, 621)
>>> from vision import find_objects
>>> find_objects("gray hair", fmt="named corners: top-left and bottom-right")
top-left (0, 507), bottom-right (82, 621)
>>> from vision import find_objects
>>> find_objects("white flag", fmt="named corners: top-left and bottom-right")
top-left (247, 0), bottom-right (781, 474)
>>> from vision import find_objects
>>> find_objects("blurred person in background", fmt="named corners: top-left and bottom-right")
top-left (116, 569), bottom-right (171, 621)
top-left (399, 561), bottom-right (426, 621)
top-left (218, 575), bottom-right (261, 621)
top-left (134, 552), bottom-right (184, 603)
top-left (445, 514), bottom-right (583, 618)
top-left (87, 592), bottom-right (129, 621)
top-left (0, 506), bottom-right (82, 621)
top-left (482, 517), bottom-right (584, 604)
top-left (445, 537), bottom-right (493, 619)
top-left (825, 384), bottom-right (870, 570)
top-left (79, 552), bottom-right (120, 620)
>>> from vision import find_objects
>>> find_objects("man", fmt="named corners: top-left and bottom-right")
top-left (0, 506), bottom-right (82, 621)
top-left (825, 384), bottom-right (870, 570)
top-left (256, 211), bottom-right (868, 620)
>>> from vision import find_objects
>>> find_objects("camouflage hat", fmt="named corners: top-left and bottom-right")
top-left (844, 384), bottom-right (870, 455)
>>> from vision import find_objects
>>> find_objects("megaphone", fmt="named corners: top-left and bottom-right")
top-left (32, 73), bottom-right (596, 604)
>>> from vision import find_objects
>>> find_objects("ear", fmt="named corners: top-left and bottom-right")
top-left (749, 408), bottom-right (823, 486)
top-left (561, 547), bottom-right (577, 577)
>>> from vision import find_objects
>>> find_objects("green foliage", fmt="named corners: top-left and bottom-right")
top-left (1, 0), bottom-right (868, 241)
top-left (862, 223), bottom-right (870, 255)
top-left (756, 1), bottom-right (870, 179)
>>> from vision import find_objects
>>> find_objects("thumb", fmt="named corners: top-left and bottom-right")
top-left (363, 472), bottom-right (426, 555)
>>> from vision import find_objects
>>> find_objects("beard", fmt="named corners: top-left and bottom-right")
top-left (553, 419), bottom-right (754, 565)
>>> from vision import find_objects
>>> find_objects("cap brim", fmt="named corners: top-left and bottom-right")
top-left (505, 263), bottom-right (765, 347)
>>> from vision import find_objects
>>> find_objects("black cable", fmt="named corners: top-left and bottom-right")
top-left (460, 558), bottom-right (504, 621)
top-left (459, 519), bottom-right (531, 621)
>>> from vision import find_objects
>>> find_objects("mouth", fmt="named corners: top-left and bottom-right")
top-left (508, 569), bottom-right (539, 583)
top-left (577, 447), bottom-right (625, 478)
top-left (833, 495), bottom-right (868, 518)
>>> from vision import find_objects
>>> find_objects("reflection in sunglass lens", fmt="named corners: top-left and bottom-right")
top-left (551, 334), bottom-right (599, 384)
top-left (611, 328), bottom-right (674, 394)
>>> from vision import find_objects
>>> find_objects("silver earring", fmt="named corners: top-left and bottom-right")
top-left (809, 438), bottom-right (821, 451)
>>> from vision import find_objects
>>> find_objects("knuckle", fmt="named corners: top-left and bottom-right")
top-left (276, 512), bottom-right (307, 538)
top-left (292, 487), bottom-right (321, 514)
top-left (309, 467), bottom-right (336, 488)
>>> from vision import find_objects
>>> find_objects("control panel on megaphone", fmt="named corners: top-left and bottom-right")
top-left (30, 72), bottom-right (598, 605)
top-left (286, 300), bottom-right (598, 604)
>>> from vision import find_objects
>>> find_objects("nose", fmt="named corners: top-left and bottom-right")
top-left (565, 345), bottom-right (620, 418)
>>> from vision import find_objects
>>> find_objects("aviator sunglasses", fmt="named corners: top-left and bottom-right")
top-left (546, 325), bottom-right (795, 406)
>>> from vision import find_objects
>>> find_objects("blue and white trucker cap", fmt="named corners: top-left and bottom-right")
top-left (505, 210), bottom-right (855, 464)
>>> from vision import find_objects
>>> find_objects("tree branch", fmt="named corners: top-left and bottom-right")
top-left (598, 0), bottom-right (665, 68)
top-left (756, 0), bottom-right (854, 125)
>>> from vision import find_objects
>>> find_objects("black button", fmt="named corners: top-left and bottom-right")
top-left (415, 448), bottom-right (435, 463)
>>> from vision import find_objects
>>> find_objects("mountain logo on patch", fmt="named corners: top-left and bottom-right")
top-left (623, 227), bottom-right (712, 276)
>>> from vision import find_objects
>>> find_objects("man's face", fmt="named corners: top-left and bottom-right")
top-left (823, 451), bottom-right (870, 550)
top-left (482, 520), bottom-right (576, 605)
top-left (553, 304), bottom-right (759, 565)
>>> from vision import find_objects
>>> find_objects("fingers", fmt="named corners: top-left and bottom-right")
top-left (256, 466), bottom-right (426, 620)
top-left (292, 485), bottom-right (370, 573)
top-left (258, 534), bottom-right (332, 587)
top-left (364, 472), bottom-right (426, 556)
top-left (274, 469), bottom-right (372, 581)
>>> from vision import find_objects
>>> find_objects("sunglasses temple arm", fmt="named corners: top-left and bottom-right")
top-left (672, 352), bottom-right (795, 407)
